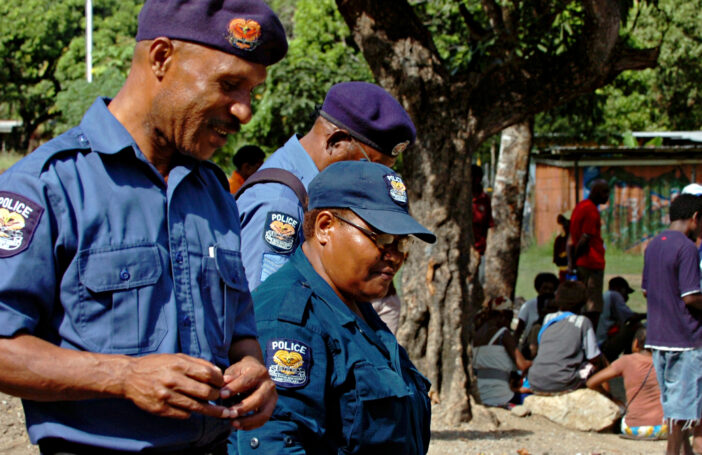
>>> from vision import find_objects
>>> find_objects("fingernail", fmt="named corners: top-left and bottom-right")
top-left (221, 408), bottom-right (230, 418)
top-left (220, 389), bottom-right (231, 399)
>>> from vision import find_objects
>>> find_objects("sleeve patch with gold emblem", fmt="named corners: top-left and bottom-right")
top-left (0, 192), bottom-right (44, 258)
top-left (265, 338), bottom-right (311, 389)
top-left (263, 211), bottom-right (300, 253)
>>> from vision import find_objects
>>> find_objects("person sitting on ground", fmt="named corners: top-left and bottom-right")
top-left (524, 293), bottom-right (559, 360)
top-left (527, 280), bottom-right (606, 394)
top-left (473, 297), bottom-right (532, 407)
top-left (586, 327), bottom-right (667, 440)
top-left (596, 276), bottom-right (647, 362)
top-left (229, 144), bottom-right (265, 193)
top-left (514, 272), bottom-right (559, 358)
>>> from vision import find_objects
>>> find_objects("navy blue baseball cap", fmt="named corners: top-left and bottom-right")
top-left (308, 161), bottom-right (436, 243)
top-left (136, 0), bottom-right (288, 66)
top-left (320, 82), bottom-right (416, 157)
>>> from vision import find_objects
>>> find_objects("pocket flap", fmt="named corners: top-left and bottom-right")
top-left (213, 247), bottom-right (249, 291)
top-left (354, 363), bottom-right (410, 401)
top-left (79, 245), bottom-right (162, 292)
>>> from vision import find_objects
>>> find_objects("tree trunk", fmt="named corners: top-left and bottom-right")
top-left (483, 120), bottom-right (534, 301)
top-left (334, 0), bottom-right (658, 424)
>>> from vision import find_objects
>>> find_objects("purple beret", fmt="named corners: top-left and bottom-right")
top-left (136, 0), bottom-right (287, 67)
top-left (320, 82), bottom-right (416, 157)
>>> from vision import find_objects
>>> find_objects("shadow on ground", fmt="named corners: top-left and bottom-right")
top-left (431, 429), bottom-right (533, 441)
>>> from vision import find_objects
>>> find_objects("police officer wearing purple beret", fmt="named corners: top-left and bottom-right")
top-left (0, 1), bottom-right (286, 453)
top-left (236, 81), bottom-right (417, 292)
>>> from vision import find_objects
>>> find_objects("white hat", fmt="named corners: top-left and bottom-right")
top-left (682, 183), bottom-right (702, 196)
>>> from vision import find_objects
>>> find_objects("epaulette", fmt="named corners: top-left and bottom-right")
top-left (13, 127), bottom-right (91, 178)
top-left (277, 280), bottom-right (313, 325)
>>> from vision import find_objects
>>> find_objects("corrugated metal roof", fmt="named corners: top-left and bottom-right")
top-left (632, 131), bottom-right (702, 142)
top-left (0, 120), bottom-right (22, 134)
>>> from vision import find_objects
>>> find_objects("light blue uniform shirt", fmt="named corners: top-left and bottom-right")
top-left (0, 98), bottom-right (254, 451)
top-left (236, 135), bottom-right (318, 291)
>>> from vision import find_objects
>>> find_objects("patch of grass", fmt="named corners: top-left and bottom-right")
top-left (516, 242), bottom-right (646, 313)
top-left (0, 151), bottom-right (24, 173)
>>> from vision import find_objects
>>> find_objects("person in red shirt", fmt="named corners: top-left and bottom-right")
top-left (228, 144), bottom-right (265, 193)
top-left (472, 164), bottom-right (494, 256)
top-left (568, 179), bottom-right (610, 328)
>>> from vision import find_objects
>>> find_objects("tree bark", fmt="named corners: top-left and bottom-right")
top-left (335, 0), bottom-right (659, 424)
top-left (483, 120), bottom-right (533, 302)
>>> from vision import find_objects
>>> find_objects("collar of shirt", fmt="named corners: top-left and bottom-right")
top-left (261, 134), bottom-right (319, 189)
top-left (79, 98), bottom-right (140, 156)
top-left (287, 248), bottom-right (394, 359)
top-left (78, 97), bottom-right (212, 186)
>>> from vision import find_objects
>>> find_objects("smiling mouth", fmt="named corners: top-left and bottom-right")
top-left (212, 126), bottom-right (230, 137)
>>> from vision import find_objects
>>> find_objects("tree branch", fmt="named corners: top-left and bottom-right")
top-left (458, 3), bottom-right (489, 41)
top-left (481, 0), bottom-right (506, 36)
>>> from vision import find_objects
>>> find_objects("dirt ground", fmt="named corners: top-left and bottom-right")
top-left (0, 392), bottom-right (667, 455)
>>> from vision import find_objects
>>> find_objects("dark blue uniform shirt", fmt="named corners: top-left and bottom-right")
top-left (230, 248), bottom-right (431, 454)
top-left (0, 98), bottom-right (255, 451)
top-left (236, 135), bottom-right (318, 291)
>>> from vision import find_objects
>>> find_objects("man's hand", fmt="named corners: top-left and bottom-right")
top-left (122, 353), bottom-right (231, 420)
top-left (221, 355), bottom-right (277, 431)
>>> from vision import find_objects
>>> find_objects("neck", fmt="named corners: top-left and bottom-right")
top-left (298, 130), bottom-right (326, 171)
top-left (301, 242), bottom-right (364, 321)
top-left (669, 219), bottom-right (693, 236)
top-left (109, 78), bottom-right (173, 179)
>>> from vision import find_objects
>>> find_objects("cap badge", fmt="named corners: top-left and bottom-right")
top-left (391, 140), bottom-right (410, 157)
top-left (385, 175), bottom-right (408, 205)
top-left (227, 18), bottom-right (262, 51)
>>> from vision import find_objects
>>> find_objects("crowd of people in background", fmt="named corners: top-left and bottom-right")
top-left (472, 179), bottom-right (702, 454)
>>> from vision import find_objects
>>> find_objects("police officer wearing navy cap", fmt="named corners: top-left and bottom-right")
top-left (231, 161), bottom-right (435, 454)
top-left (236, 81), bottom-right (416, 291)
top-left (0, 1), bottom-right (287, 453)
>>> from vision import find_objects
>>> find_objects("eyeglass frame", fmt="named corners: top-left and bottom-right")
top-left (333, 213), bottom-right (413, 254)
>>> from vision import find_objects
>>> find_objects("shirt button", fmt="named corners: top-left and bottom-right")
top-left (78, 134), bottom-right (89, 145)
top-left (249, 437), bottom-right (259, 449)
top-left (284, 436), bottom-right (294, 447)
top-left (119, 269), bottom-right (130, 281)
top-left (175, 252), bottom-right (184, 264)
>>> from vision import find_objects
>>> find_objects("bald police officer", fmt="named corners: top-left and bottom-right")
top-left (0, 1), bottom-right (286, 452)
top-left (236, 81), bottom-right (416, 291)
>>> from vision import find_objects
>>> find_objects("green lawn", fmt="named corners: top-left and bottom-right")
top-left (515, 242), bottom-right (646, 313)
top-left (0, 151), bottom-right (23, 173)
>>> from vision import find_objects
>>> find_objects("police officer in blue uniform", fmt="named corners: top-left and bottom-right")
top-left (0, 1), bottom-right (287, 453)
top-left (231, 161), bottom-right (436, 454)
top-left (236, 82), bottom-right (416, 291)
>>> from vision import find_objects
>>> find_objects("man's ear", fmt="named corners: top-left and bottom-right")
top-left (324, 130), bottom-right (351, 154)
top-left (148, 37), bottom-right (175, 80)
top-left (314, 211), bottom-right (336, 245)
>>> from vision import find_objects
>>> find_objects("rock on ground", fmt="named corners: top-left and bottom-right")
top-left (523, 389), bottom-right (621, 432)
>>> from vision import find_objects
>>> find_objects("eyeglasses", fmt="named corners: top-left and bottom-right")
top-left (334, 214), bottom-right (413, 254)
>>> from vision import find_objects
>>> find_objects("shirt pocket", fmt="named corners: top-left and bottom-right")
top-left (78, 244), bottom-right (165, 354)
top-left (344, 362), bottom-right (412, 450)
top-left (200, 246), bottom-right (249, 361)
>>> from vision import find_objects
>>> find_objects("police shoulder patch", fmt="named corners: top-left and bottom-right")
top-left (263, 211), bottom-right (300, 253)
top-left (266, 338), bottom-right (311, 389)
top-left (0, 192), bottom-right (44, 258)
